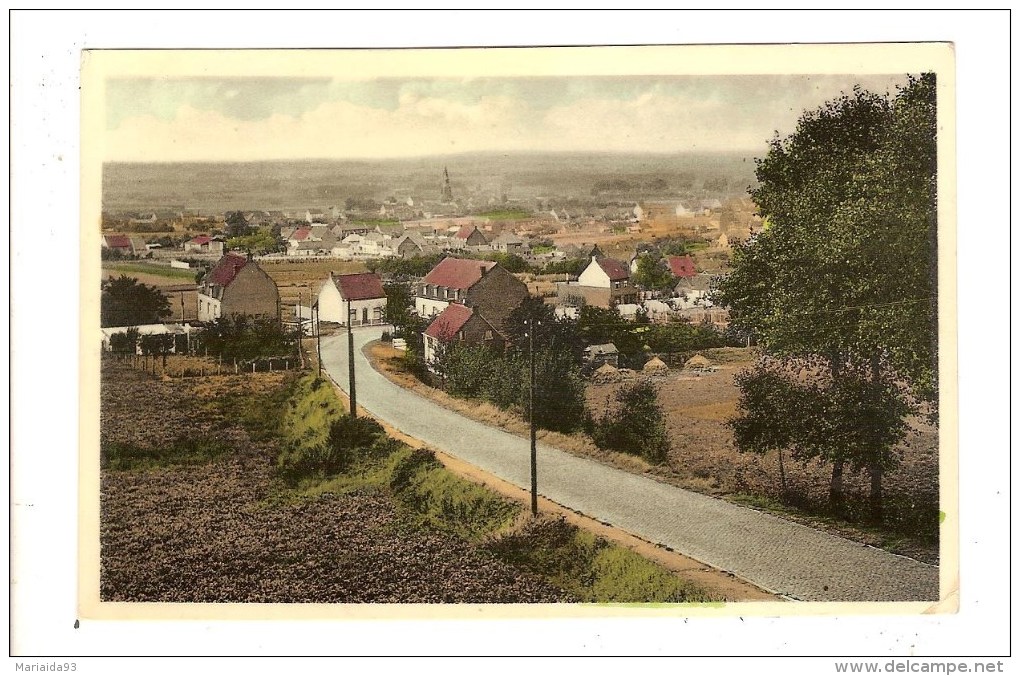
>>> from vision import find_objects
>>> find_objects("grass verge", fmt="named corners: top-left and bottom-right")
top-left (273, 372), bottom-right (723, 603)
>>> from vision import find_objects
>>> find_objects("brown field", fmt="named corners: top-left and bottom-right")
top-left (369, 343), bottom-right (939, 565)
top-left (99, 360), bottom-right (570, 603)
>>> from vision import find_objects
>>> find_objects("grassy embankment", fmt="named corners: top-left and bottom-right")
top-left (269, 373), bottom-right (720, 604)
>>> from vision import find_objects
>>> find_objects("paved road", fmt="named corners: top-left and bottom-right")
top-left (320, 329), bottom-right (939, 602)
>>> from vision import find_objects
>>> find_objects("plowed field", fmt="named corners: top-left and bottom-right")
top-left (100, 361), bottom-right (570, 603)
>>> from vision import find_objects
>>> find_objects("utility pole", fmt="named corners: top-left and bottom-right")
top-left (314, 302), bottom-right (322, 378)
top-left (296, 289), bottom-right (303, 367)
top-left (346, 297), bottom-right (357, 417)
top-left (526, 318), bottom-right (538, 516)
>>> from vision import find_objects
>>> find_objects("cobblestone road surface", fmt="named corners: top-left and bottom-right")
top-left (320, 330), bottom-right (939, 602)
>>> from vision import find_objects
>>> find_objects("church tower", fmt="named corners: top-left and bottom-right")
top-left (441, 166), bottom-right (453, 202)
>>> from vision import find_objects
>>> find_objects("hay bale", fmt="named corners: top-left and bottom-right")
top-left (642, 356), bottom-right (669, 376)
top-left (684, 353), bottom-right (715, 372)
top-left (592, 362), bottom-right (621, 383)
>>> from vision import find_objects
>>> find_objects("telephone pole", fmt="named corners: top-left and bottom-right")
top-left (526, 318), bottom-right (538, 516)
top-left (314, 302), bottom-right (322, 378)
top-left (346, 298), bottom-right (357, 417)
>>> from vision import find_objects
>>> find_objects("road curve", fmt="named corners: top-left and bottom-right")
top-left (320, 328), bottom-right (939, 602)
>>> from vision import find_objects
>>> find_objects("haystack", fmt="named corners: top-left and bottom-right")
top-left (592, 362), bottom-right (621, 384)
top-left (684, 353), bottom-right (714, 371)
top-left (642, 356), bottom-right (669, 376)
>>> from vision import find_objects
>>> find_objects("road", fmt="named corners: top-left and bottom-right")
top-left (320, 328), bottom-right (939, 602)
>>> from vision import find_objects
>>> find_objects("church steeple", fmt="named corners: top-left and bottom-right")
top-left (441, 166), bottom-right (453, 202)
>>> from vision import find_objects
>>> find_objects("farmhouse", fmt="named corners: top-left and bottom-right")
top-left (414, 257), bottom-right (528, 332)
top-left (197, 253), bottom-right (280, 322)
top-left (183, 235), bottom-right (225, 256)
top-left (317, 272), bottom-right (387, 326)
top-left (102, 234), bottom-right (134, 256)
top-left (451, 224), bottom-right (488, 249)
top-left (422, 303), bottom-right (504, 364)
top-left (490, 231), bottom-right (528, 254)
top-left (556, 256), bottom-right (639, 309)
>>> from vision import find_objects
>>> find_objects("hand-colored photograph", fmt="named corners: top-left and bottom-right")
top-left (80, 44), bottom-right (955, 616)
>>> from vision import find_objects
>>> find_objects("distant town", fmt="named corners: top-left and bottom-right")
top-left (98, 71), bottom-right (940, 605)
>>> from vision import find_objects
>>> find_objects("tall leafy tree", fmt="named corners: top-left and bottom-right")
top-left (224, 211), bottom-right (253, 238)
top-left (718, 76), bottom-right (936, 520)
top-left (100, 275), bottom-right (171, 327)
top-left (632, 254), bottom-right (675, 292)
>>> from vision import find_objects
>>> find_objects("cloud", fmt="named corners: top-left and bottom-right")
top-left (103, 74), bottom-right (912, 161)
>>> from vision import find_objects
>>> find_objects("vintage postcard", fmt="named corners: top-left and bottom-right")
top-left (78, 43), bottom-right (957, 621)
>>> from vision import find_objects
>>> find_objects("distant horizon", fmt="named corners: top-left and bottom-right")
top-left (101, 73), bottom-right (910, 162)
top-left (101, 149), bottom-right (760, 166)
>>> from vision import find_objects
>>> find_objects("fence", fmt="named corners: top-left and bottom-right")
top-left (105, 351), bottom-right (304, 378)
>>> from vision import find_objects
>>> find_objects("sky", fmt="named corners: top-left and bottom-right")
top-left (103, 74), bottom-right (910, 162)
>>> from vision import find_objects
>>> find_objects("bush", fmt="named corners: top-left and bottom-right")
top-left (592, 380), bottom-right (671, 463)
top-left (278, 415), bottom-right (384, 483)
top-left (380, 330), bottom-right (392, 343)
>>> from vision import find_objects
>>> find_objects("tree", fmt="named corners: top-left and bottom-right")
top-left (631, 254), bottom-right (674, 292)
top-left (716, 77), bottom-right (935, 520)
top-left (382, 281), bottom-right (420, 333)
top-left (226, 229), bottom-right (280, 254)
top-left (530, 346), bottom-right (588, 433)
top-left (108, 327), bottom-right (140, 355)
top-left (224, 211), bottom-right (253, 238)
top-left (593, 379), bottom-right (671, 464)
top-left (101, 275), bottom-right (171, 327)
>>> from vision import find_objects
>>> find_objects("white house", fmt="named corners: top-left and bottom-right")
top-left (317, 272), bottom-right (387, 326)
top-left (578, 256), bottom-right (630, 289)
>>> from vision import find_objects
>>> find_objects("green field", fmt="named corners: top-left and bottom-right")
top-left (103, 262), bottom-right (197, 281)
top-left (477, 208), bottom-right (533, 221)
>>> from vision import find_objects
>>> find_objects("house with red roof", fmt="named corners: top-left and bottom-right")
top-left (197, 253), bottom-right (280, 322)
top-left (666, 255), bottom-right (697, 279)
top-left (102, 234), bottom-right (134, 255)
top-left (317, 272), bottom-right (387, 326)
top-left (556, 256), bottom-right (639, 309)
top-left (184, 235), bottom-right (225, 256)
top-left (422, 303), bottom-right (504, 365)
top-left (450, 224), bottom-right (488, 249)
top-left (414, 256), bottom-right (528, 332)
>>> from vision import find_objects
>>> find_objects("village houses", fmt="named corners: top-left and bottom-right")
top-left (556, 256), bottom-right (639, 309)
top-left (422, 303), bottom-right (505, 364)
top-left (316, 272), bottom-right (387, 326)
top-left (183, 235), bottom-right (225, 256)
top-left (416, 257), bottom-right (529, 365)
top-left (197, 253), bottom-right (280, 322)
top-left (102, 234), bottom-right (135, 256)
